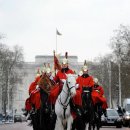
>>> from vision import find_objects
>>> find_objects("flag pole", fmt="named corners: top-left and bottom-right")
top-left (56, 28), bottom-right (57, 54)
top-left (53, 50), bottom-right (56, 76)
top-left (56, 28), bottom-right (62, 54)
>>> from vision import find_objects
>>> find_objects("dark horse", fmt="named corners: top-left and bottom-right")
top-left (72, 87), bottom-right (102, 130)
top-left (92, 103), bottom-right (102, 130)
top-left (82, 87), bottom-right (95, 130)
top-left (71, 87), bottom-right (95, 130)
top-left (39, 88), bottom-right (56, 130)
top-left (29, 74), bottom-right (57, 130)
top-left (38, 73), bottom-right (57, 130)
top-left (29, 105), bottom-right (41, 130)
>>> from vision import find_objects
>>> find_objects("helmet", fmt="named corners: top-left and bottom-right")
top-left (41, 63), bottom-right (46, 73)
top-left (94, 78), bottom-right (98, 84)
top-left (79, 70), bottom-right (83, 76)
top-left (62, 58), bottom-right (68, 64)
top-left (46, 63), bottom-right (51, 74)
top-left (35, 68), bottom-right (41, 78)
top-left (82, 60), bottom-right (88, 71)
top-left (82, 66), bottom-right (88, 71)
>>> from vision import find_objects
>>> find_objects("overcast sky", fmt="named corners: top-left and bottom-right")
top-left (0, 0), bottom-right (130, 62)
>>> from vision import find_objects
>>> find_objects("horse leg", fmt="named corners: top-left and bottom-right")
top-left (40, 108), bottom-right (48, 130)
top-left (89, 116), bottom-right (95, 130)
top-left (73, 116), bottom-right (85, 130)
top-left (66, 116), bottom-right (73, 130)
top-left (89, 122), bottom-right (95, 130)
top-left (54, 117), bottom-right (64, 130)
top-left (49, 112), bottom-right (57, 130)
top-left (31, 112), bottom-right (39, 130)
top-left (35, 109), bottom-right (41, 130)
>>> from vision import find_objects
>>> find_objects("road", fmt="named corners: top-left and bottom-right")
top-left (0, 122), bottom-right (32, 130)
top-left (0, 122), bottom-right (130, 130)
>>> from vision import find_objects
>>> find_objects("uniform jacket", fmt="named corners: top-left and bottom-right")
top-left (76, 74), bottom-right (94, 92)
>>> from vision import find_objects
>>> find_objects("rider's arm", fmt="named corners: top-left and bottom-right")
top-left (99, 86), bottom-right (104, 96)
top-left (68, 69), bottom-right (74, 74)
top-left (89, 76), bottom-right (94, 87)
top-left (76, 77), bottom-right (82, 92)
top-left (28, 82), bottom-right (34, 95)
top-left (53, 72), bottom-right (60, 83)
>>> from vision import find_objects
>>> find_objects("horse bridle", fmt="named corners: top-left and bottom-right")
top-left (59, 79), bottom-right (75, 107)
top-left (58, 79), bottom-right (75, 119)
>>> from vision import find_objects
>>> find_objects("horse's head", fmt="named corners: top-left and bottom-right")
top-left (66, 74), bottom-right (76, 97)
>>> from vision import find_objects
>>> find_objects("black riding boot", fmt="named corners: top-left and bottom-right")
top-left (23, 110), bottom-right (28, 116)
top-left (70, 100), bottom-right (82, 117)
top-left (50, 104), bottom-right (55, 118)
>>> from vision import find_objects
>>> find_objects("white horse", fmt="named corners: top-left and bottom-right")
top-left (54, 74), bottom-right (77, 130)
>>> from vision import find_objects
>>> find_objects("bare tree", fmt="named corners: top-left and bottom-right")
top-left (0, 42), bottom-right (24, 115)
top-left (110, 25), bottom-right (130, 105)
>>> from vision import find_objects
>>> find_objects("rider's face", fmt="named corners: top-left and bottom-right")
top-left (46, 72), bottom-right (51, 77)
top-left (83, 70), bottom-right (88, 74)
top-left (62, 63), bottom-right (68, 69)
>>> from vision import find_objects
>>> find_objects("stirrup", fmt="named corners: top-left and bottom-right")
top-left (95, 112), bottom-right (99, 119)
top-left (76, 108), bottom-right (82, 117)
top-left (50, 110), bottom-right (55, 118)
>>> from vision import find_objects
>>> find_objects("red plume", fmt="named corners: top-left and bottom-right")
top-left (53, 50), bottom-right (61, 72)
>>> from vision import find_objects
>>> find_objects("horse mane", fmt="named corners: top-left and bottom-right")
top-left (38, 73), bottom-right (55, 94)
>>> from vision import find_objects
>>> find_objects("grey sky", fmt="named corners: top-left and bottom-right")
top-left (0, 0), bottom-right (130, 62)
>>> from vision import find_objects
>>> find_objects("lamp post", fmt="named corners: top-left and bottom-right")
top-left (7, 73), bottom-right (10, 115)
top-left (117, 43), bottom-right (122, 106)
top-left (108, 61), bottom-right (112, 108)
top-left (118, 57), bottom-right (122, 106)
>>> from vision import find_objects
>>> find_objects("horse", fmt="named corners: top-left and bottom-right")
top-left (25, 73), bottom-right (57, 130)
top-left (38, 73), bottom-right (57, 130)
top-left (54, 74), bottom-right (77, 130)
top-left (39, 88), bottom-right (56, 130)
top-left (71, 87), bottom-right (94, 130)
top-left (92, 103), bottom-right (102, 130)
top-left (91, 89), bottom-right (107, 130)
top-left (25, 88), bottom-right (41, 130)
top-left (81, 87), bottom-right (102, 130)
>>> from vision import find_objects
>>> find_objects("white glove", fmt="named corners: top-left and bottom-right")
top-left (61, 79), bottom-right (66, 83)
top-left (36, 85), bottom-right (39, 90)
top-left (49, 75), bottom-right (53, 80)
top-left (75, 84), bottom-right (79, 89)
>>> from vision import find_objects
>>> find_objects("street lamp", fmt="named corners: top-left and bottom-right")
top-left (116, 43), bottom-right (122, 106)
top-left (118, 57), bottom-right (122, 106)
top-left (108, 61), bottom-right (112, 108)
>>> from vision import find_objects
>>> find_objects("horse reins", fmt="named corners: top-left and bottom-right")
top-left (58, 79), bottom-right (75, 119)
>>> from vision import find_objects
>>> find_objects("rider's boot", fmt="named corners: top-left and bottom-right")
top-left (50, 104), bottom-right (55, 118)
top-left (23, 110), bottom-right (28, 116)
top-left (69, 100), bottom-right (82, 117)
